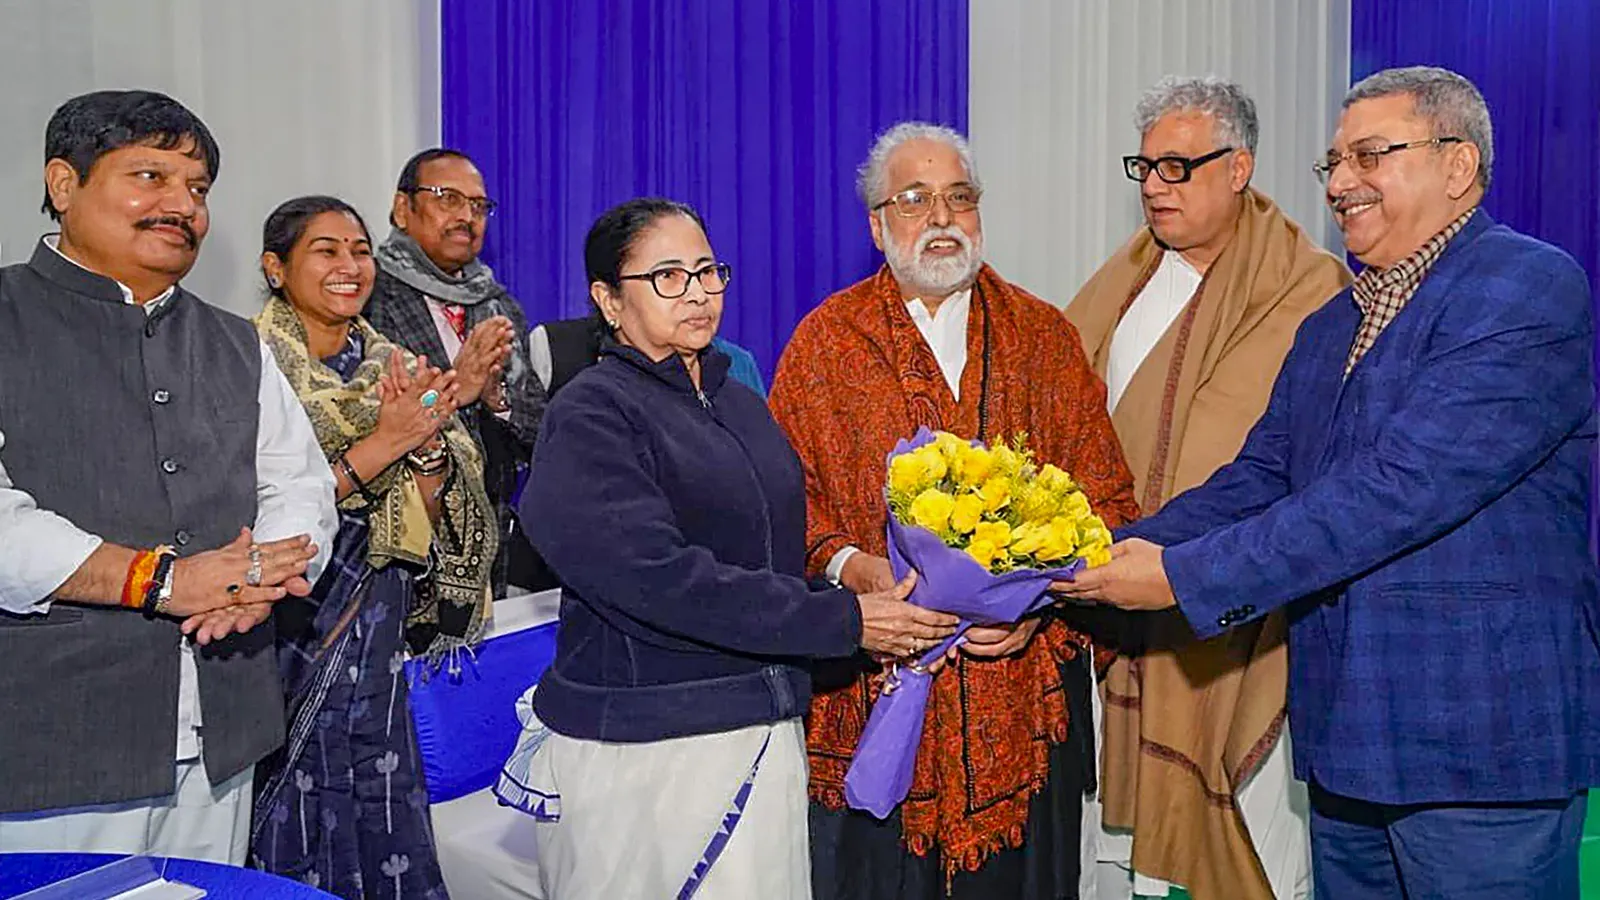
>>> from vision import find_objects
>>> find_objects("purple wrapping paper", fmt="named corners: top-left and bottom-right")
top-left (842, 428), bottom-right (1085, 819)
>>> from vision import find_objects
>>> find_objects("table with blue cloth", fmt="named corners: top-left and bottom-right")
top-left (0, 853), bottom-right (336, 899)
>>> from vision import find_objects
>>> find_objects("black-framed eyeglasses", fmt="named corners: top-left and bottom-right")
top-left (871, 185), bottom-right (982, 219)
top-left (413, 185), bottom-right (498, 219)
top-left (1311, 137), bottom-right (1463, 184)
top-left (1123, 147), bottom-right (1234, 184)
top-left (617, 262), bottom-right (733, 299)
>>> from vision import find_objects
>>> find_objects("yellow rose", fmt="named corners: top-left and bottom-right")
top-left (909, 488), bottom-right (957, 533)
top-left (973, 520), bottom-right (1013, 549)
top-left (1078, 517), bottom-right (1112, 549)
top-left (1083, 545), bottom-right (1112, 568)
top-left (1012, 481), bottom-right (1058, 522)
top-left (978, 475), bottom-right (1011, 513)
top-left (1038, 463), bottom-right (1075, 495)
top-left (1035, 516), bottom-right (1080, 561)
top-left (992, 445), bottom-right (1023, 476)
top-left (918, 446), bottom-right (949, 483)
top-left (1008, 521), bottom-right (1047, 557)
top-left (933, 432), bottom-right (966, 465)
top-left (949, 493), bottom-right (985, 534)
top-left (965, 538), bottom-right (999, 570)
top-left (889, 453), bottom-right (929, 496)
top-left (955, 446), bottom-right (995, 487)
top-left (1060, 490), bottom-right (1092, 521)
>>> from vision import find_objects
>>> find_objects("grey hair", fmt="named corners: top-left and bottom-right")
top-left (1135, 76), bottom-right (1259, 154)
top-left (856, 122), bottom-right (981, 208)
top-left (1344, 66), bottom-right (1493, 189)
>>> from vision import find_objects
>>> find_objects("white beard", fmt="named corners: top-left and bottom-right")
top-left (882, 218), bottom-right (984, 297)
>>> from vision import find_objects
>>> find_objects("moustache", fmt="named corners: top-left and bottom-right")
top-left (915, 226), bottom-right (971, 255)
top-left (1330, 192), bottom-right (1382, 214)
top-left (135, 215), bottom-right (199, 249)
top-left (447, 224), bottom-right (477, 241)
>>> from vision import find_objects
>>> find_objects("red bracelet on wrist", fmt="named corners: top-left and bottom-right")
top-left (121, 550), bottom-right (160, 609)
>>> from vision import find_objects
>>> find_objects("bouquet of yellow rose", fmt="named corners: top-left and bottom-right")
top-left (845, 426), bottom-right (1112, 818)
top-left (887, 430), bottom-right (1113, 572)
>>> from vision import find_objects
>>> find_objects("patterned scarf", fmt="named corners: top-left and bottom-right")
top-left (254, 294), bottom-right (497, 660)
top-left (771, 265), bottom-right (1140, 882)
top-left (1067, 189), bottom-right (1351, 899)
top-left (376, 229), bottom-right (507, 307)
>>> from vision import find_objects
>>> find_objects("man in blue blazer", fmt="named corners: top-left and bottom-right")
top-left (1061, 66), bottom-right (1598, 899)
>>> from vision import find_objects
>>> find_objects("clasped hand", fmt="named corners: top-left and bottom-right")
top-left (171, 527), bottom-right (319, 646)
top-left (842, 552), bottom-right (1045, 673)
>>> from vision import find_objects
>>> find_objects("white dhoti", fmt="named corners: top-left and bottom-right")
top-left (0, 756), bottom-right (252, 864)
top-left (516, 716), bottom-right (810, 900)
top-left (1080, 663), bottom-right (1312, 900)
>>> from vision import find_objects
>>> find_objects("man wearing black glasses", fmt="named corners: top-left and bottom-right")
top-left (1067, 75), bottom-right (1349, 900)
top-left (365, 148), bottom-right (545, 600)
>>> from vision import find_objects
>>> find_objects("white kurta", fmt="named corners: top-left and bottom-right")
top-left (1081, 250), bottom-right (1311, 900)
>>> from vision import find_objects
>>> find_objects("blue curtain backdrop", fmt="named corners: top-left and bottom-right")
top-left (1350, 0), bottom-right (1599, 290)
top-left (1350, 0), bottom-right (1600, 551)
top-left (441, 0), bottom-right (968, 380)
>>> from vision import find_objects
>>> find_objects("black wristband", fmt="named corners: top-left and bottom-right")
top-left (335, 452), bottom-right (377, 503)
top-left (142, 549), bottom-right (178, 617)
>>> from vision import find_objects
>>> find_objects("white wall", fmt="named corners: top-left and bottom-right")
top-left (970, 0), bottom-right (1350, 306)
top-left (0, 0), bottom-right (442, 316)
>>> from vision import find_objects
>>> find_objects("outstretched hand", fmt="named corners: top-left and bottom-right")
top-left (1050, 538), bottom-right (1176, 611)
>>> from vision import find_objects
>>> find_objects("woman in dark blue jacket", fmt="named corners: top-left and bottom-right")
top-left (513, 198), bottom-right (957, 899)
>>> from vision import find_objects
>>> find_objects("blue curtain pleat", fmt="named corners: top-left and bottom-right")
top-left (441, 0), bottom-right (969, 381)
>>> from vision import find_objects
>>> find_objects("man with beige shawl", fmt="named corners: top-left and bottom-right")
top-left (1066, 77), bottom-right (1350, 900)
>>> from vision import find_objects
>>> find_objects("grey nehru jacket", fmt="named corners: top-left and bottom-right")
top-left (0, 241), bottom-right (283, 813)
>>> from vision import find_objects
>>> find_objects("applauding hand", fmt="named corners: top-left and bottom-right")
top-left (376, 352), bottom-right (459, 454)
top-left (454, 316), bottom-right (515, 405)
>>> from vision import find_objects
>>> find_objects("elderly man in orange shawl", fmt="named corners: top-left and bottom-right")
top-left (1066, 78), bottom-right (1350, 900)
top-left (770, 122), bottom-right (1139, 900)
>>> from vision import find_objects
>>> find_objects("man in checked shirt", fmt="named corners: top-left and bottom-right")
top-left (1059, 66), bottom-right (1599, 899)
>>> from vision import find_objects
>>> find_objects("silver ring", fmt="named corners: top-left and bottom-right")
top-left (246, 546), bottom-right (263, 587)
top-left (420, 389), bottom-right (440, 408)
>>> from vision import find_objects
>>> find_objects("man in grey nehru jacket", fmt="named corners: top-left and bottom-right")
top-left (0, 89), bottom-right (336, 864)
